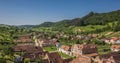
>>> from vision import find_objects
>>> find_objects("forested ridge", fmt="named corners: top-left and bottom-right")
top-left (37, 10), bottom-right (120, 27)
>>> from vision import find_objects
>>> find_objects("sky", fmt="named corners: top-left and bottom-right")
top-left (0, 0), bottom-right (120, 25)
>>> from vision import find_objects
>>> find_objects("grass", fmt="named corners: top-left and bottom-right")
top-left (58, 52), bottom-right (72, 59)
top-left (73, 25), bottom-right (105, 33)
top-left (43, 46), bottom-right (72, 59)
top-left (108, 31), bottom-right (120, 37)
top-left (43, 46), bottom-right (57, 52)
top-left (98, 45), bottom-right (111, 55)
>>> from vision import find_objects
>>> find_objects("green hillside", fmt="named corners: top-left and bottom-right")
top-left (38, 10), bottom-right (120, 27)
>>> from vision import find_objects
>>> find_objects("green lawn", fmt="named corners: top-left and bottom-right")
top-left (43, 46), bottom-right (57, 52)
top-left (43, 46), bottom-right (72, 59)
top-left (58, 52), bottom-right (72, 59)
top-left (98, 45), bottom-right (111, 55)
top-left (74, 25), bottom-right (105, 31)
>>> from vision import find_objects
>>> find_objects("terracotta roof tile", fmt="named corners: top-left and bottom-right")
top-left (63, 58), bottom-right (73, 63)
top-left (61, 45), bottom-right (71, 51)
top-left (12, 45), bottom-right (43, 53)
top-left (40, 59), bottom-right (49, 63)
top-left (84, 53), bottom-right (98, 57)
top-left (70, 55), bottom-right (91, 63)
top-left (47, 52), bottom-right (63, 63)
top-left (111, 45), bottom-right (120, 49)
top-left (100, 52), bottom-right (120, 63)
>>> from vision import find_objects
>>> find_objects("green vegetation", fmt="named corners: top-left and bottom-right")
top-left (24, 58), bottom-right (30, 63)
top-left (37, 10), bottom-right (120, 27)
top-left (0, 10), bottom-right (120, 62)
top-left (43, 46), bottom-right (57, 52)
top-left (58, 52), bottom-right (72, 59)
top-left (98, 45), bottom-right (111, 55)
top-left (0, 58), bottom-right (6, 63)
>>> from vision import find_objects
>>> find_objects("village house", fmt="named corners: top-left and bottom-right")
top-left (12, 45), bottom-right (43, 53)
top-left (40, 52), bottom-right (73, 63)
top-left (23, 51), bottom-right (48, 61)
top-left (103, 37), bottom-right (120, 44)
top-left (35, 38), bottom-right (58, 47)
top-left (102, 38), bottom-right (111, 44)
top-left (70, 55), bottom-right (92, 63)
top-left (59, 45), bottom-right (71, 55)
top-left (76, 35), bottom-right (85, 40)
top-left (13, 35), bottom-right (34, 46)
top-left (110, 37), bottom-right (120, 44)
top-left (63, 58), bottom-right (73, 63)
top-left (41, 52), bottom-right (63, 63)
top-left (69, 35), bottom-right (76, 40)
top-left (71, 43), bottom-right (98, 57)
top-left (111, 45), bottom-right (120, 52)
top-left (96, 52), bottom-right (120, 63)
top-left (12, 45), bottom-right (48, 61)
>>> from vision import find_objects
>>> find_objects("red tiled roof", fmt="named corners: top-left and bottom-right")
top-left (111, 45), bottom-right (120, 49)
top-left (100, 52), bottom-right (120, 63)
top-left (40, 59), bottom-right (49, 63)
top-left (23, 51), bottom-right (48, 61)
top-left (47, 52), bottom-right (63, 63)
top-left (84, 53), bottom-right (98, 57)
top-left (61, 45), bottom-right (71, 51)
top-left (63, 58), bottom-right (73, 63)
top-left (13, 39), bottom-right (33, 43)
top-left (72, 44), bottom-right (97, 50)
top-left (39, 38), bottom-right (55, 44)
top-left (111, 37), bottom-right (120, 41)
top-left (13, 35), bottom-right (33, 43)
top-left (12, 45), bottom-right (43, 53)
top-left (70, 55), bottom-right (91, 63)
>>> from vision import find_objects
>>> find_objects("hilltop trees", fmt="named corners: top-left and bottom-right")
top-left (37, 10), bottom-right (120, 27)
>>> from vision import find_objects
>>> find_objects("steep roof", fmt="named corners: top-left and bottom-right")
top-left (72, 44), bottom-right (97, 50)
top-left (13, 39), bottom-right (33, 43)
top-left (111, 45), bottom-right (120, 49)
top-left (60, 45), bottom-right (71, 51)
top-left (47, 52), bottom-right (63, 63)
top-left (100, 52), bottom-right (120, 63)
top-left (70, 55), bottom-right (91, 63)
top-left (13, 35), bottom-right (33, 43)
top-left (63, 58), bottom-right (73, 63)
top-left (40, 59), bottom-right (49, 63)
top-left (12, 45), bottom-right (43, 53)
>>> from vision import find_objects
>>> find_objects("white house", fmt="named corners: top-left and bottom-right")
top-left (111, 45), bottom-right (120, 52)
top-left (59, 45), bottom-right (71, 55)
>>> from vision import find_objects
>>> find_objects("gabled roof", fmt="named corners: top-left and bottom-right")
top-left (84, 53), bottom-right (98, 57)
top-left (72, 44), bottom-right (97, 50)
top-left (23, 51), bottom-right (48, 61)
top-left (39, 38), bottom-right (56, 44)
top-left (100, 52), bottom-right (120, 63)
top-left (13, 39), bottom-right (33, 43)
top-left (111, 45), bottom-right (120, 49)
top-left (63, 58), bottom-right (73, 63)
top-left (40, 59), bottom-right (49, 63)
top-left (12, 45), bottom-right (43, 53)
top-left (47, 52), bottom-right (63, 63)
top-left (13, 34), bottom-right (33, 43)
top-left (70, 55), bottom-right (91, 63)
top-left (60, 45), bottom-right (71, 51)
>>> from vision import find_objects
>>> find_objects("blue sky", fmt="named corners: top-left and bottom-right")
top-left (0, 0), bottom-right (120, 25)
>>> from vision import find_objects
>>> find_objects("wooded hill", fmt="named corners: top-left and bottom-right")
top-left (36, 10), bottom-right (120, 27)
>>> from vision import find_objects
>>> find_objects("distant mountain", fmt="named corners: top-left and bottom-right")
top-left (37, 10), bottom-right (120, 27)
top-left (16, 25), bottom-right (35, 29)
top-left (35, 22), bottom-right (54, 27)
top-left (0, 24), bottom-right (35, 29)
top-left (0, 24), bottom-right (11, 27)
